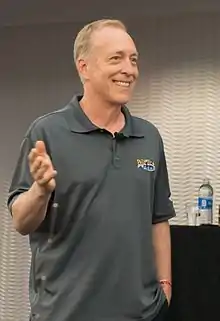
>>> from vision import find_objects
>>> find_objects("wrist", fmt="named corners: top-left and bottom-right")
top-left (159, 279), bottom-right (172, 288)
top-left (32, 182), bottom-right (52, 199)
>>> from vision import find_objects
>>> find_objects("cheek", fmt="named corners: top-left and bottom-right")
top-left (95, 71), bottom-right (112, 87)
top-left (134, 66), bottom-right (139, 78)
top-left (90, 65), bottom-right (107, 81)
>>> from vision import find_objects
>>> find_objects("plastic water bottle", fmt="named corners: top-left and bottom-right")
top-left (198, 178), bottom-right (213, 225)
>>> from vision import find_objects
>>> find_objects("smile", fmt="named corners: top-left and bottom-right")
top-left (113, 80), bottom-right (131, 87)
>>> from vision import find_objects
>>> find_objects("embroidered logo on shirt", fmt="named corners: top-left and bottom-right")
top-left (137, 159), bottom-right (155, 172)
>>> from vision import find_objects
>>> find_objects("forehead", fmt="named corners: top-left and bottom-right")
top-left (90, 26), bottom-right (138, 56)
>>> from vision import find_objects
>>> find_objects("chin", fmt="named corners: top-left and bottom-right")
top-left (110, 93), bottom-right (132, 105)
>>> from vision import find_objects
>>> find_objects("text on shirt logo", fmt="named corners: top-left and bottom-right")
top-left (136, 159), bottom-right (155, 172)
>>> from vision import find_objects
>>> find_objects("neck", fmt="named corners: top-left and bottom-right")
top-left (80, 91), bottom-right (125, 132)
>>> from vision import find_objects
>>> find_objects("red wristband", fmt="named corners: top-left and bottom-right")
top-left (160, 280), bottom-right (172, 287)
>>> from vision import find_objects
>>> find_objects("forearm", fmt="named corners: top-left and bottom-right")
top-left (11, 182), bottom-right (51, 235)
top-left (152, 221), bottom-right (172, 304)
top-left (152, 221), bottom-right (171, 282)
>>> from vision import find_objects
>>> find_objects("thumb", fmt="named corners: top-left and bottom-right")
top-left (35, 141), bottom-right (47, 155)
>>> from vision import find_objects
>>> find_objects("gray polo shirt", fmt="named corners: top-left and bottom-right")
top-left (8, 95), bottom-right (175, 321)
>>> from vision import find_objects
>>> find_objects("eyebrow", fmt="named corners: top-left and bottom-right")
top-left (114, 50), bottom-right (139, 57)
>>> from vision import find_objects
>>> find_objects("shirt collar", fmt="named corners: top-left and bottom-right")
top-left (63, 95), bottom-right (145, 138)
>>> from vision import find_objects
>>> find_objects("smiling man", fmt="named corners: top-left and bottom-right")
top-left (8, 19), bottom-right (175, 321)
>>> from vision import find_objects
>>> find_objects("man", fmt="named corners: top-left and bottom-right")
top-left (8, 19), bottom-right (175, 321)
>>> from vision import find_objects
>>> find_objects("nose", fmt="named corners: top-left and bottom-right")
top-left (121, 58), bottom-right (138, 76)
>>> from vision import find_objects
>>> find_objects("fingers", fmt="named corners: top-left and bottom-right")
top-left (35, 140), bottom-right (47, 155)
top-left (28, 147), bottom-right (42, 165)
top-left (37, 169), bottom-right (57, 186)
top-left (29, 153), bottom-right (42, 174)
top-left (30, 155), bottom-right (57, 186)
top-left (28, 141), bottom-right (56, 187)
top-left (36, 159), bottom-right (50, 178)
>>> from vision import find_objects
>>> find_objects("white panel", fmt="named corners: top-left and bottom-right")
top-left (128, 14), bottom-right (220, 225)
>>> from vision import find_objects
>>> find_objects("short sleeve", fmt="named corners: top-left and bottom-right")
top-left (7, 136), bottom-right (34, 213)
top-left (152, 138), bottom-right (176, 224)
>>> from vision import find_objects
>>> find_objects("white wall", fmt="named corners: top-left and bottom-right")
top-left (1, 12), bottom-right (220, 320)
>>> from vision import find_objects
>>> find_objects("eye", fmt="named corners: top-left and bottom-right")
top-left (131, 57), bottom-right (138, 65)
top-left (110, 56), bottom-right (121, 62)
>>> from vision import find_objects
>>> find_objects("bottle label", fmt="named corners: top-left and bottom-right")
top-left (198, 197), bottom-right (213, 210)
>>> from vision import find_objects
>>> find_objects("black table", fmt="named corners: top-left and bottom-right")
top-left (168, 225), bottom-right (220, 321)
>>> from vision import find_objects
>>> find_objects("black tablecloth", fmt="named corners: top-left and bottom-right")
top-left (168, 225), bottom-right (220, 321)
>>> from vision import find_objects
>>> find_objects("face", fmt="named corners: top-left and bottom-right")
top-left (77, 26), bottom-right (139, 105)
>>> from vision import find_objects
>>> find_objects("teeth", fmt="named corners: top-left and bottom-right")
top-left (115, 81), bottom-right (130, 87)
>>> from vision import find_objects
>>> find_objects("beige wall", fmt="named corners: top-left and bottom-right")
top-left (1, 13), bottom-right (220, 320)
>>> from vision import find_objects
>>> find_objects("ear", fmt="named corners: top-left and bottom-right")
top-left (76, 58), bottom-right (89, 81)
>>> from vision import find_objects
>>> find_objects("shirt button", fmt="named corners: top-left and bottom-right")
top-left (100, 129), bottom-right (104, 133)
top-left (114, 157), bottom-right (120, 168)
top-left (33, 313), bottom-right (40, 319)
top-left (41, 275), bottom-right (46, 280)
